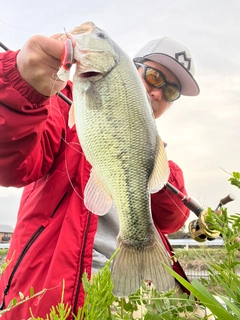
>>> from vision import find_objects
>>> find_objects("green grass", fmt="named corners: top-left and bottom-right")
top-left (175, 247), bottom-right (240, 269)
top-left (174, 247), bottom-right (240, 295)
top-left (0, 249), bottom-right (8, 256)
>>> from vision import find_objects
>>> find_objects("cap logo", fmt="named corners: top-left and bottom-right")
top-left (175, 51), bottom-right (191, 71)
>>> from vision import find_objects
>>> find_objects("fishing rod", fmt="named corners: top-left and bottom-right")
top-left (0, 42), bottom-right (9, 51)
top-left (1, 41), bottom-right (238, 243)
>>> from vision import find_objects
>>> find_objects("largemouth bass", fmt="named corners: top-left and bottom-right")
top-left (59, 22), bottom-right (175, 297)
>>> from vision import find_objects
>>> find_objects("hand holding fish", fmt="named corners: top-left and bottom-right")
top-left (16, 34), bottom-right (67, 96)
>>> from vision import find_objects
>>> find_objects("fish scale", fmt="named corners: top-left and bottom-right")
top-left (60, 21), bottom-right (175, 297)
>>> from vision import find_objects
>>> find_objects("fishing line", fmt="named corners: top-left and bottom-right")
top-left (64, 142), bottom-right (85, 202)
top-left (0, 19), bottom-right (37, 35)
top-left (49, 77), bottom-right (85, 202)
top-left (163, 187), bottom-right (191, 221)
top-left (49, 73), bottom-right (81, 152)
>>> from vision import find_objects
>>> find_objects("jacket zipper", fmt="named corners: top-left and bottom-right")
top-left (72, 211), bottom-right (91, 317)
top-left (0, 225), bottom-right (45, 310)
top-left (50, 192), bottom-right (67, 218)
top-left (0, 192), bottom-right (68, 310)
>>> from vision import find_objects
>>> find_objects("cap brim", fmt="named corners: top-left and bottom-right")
top-left (135, 53), bottom-right (200, 96)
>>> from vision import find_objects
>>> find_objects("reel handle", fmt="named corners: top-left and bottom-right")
top-left (219, 193), bottom-right (235, 206)
top-left (215, 193), bottom-right (235, 211)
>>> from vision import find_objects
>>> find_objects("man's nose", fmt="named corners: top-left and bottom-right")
top-left (149, 87), bottom-right (163, 100)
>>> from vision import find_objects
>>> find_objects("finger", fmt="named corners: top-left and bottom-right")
top-left (51, 33), bottom-right (68, 42)
top-left (33, 35), bottom-right (65, 60)
top-left (50, 33), bottom-right (62, 40)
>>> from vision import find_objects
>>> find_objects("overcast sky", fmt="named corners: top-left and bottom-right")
top-left (1, 0), bottom-right (240, 230)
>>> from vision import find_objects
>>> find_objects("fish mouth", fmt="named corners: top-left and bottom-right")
top-left (80, 71), bottom-right (102, 79)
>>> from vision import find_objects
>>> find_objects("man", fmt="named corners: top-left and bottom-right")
top-left (0, 32), bottom-right (199, 319)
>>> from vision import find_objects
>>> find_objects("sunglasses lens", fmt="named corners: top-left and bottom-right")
top-left (164, 85), bottom-right (180, 102)
top-left (137, 63), bottom-right (181, 102)
top-left (145, 67), bottom-right (165, 87)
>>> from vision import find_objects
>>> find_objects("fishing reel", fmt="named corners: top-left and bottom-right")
top-left (188, 210), bottom-right (220, 242)
top-left (188, 194), bottom-right (235, 243)
top-left (166, 182), bottom-right (236, 243)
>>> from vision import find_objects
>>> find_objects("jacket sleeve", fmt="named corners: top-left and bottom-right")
top-left (151, 160), bottom-right (190, 234)
top-left (0, 50), bottom-right (72, 187)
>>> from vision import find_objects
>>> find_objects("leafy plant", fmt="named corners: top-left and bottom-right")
top-left (228, 171), bottom-right (240, 189)
top-left (29, 280), bottom-right (71, 320)
top-left (27, 252), bottom-right (201, 319)
top-left (0, 286), bottom-right (48, 317)
top-left (173, 171), bottom-right (240, 319)
top-left (0, 250), bottom-right (14, 276)
top-left (74, 251), bottom-right (116, 320)
top-left (75, 268), bottom-right (201, 320)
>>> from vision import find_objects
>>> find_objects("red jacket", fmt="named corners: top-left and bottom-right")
top-left (0, 50), bottom-right (190, 319)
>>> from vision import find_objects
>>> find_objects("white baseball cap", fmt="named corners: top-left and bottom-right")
top-left (133, 37), bottom-right (200, 96)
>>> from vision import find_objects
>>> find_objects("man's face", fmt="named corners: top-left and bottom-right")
top-left (137, 61), bottom-right (181, 119)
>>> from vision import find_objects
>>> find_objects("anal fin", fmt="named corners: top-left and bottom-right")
top-left (84, 169), bottom-right (113, 215)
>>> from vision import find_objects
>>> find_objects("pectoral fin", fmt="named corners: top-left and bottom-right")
top-left (148, 136), bottom-right (170, 193)
top-left (84, 169), bottom-right (113, 215)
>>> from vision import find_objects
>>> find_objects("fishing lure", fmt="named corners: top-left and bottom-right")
top-left (61, 37), bottom-right (74, 70)
top-left (57, 36), bottom-right (75, 81)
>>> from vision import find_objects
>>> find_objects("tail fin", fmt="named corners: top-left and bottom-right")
top-left (111, 232), bottom-right (175, 297)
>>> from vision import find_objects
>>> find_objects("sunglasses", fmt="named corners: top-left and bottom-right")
top-left (135, 62), bottom-right (181, 102)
